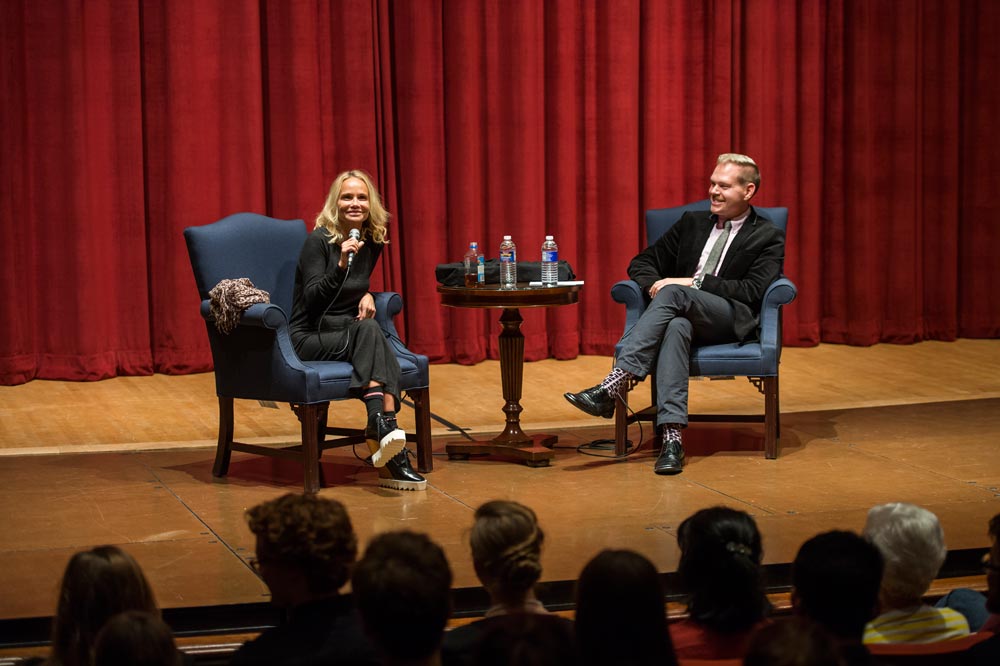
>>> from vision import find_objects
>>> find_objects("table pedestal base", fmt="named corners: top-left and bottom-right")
top-left (446, 434), bottom-right (557, 467)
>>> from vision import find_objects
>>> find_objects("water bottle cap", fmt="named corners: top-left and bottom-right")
top-left (503, 235), bottom-right (511, 240)
top-left (470, 242), bottom-right (478, 248)
top-left (545, 235), bottom-right (553, 240)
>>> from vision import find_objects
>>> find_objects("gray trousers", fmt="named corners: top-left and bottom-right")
top-left (615, 285), bottom-right (737, 427)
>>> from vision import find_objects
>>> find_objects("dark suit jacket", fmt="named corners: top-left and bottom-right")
top-left (626, 206), bottom-right (785, 342)
top-left (229, 596), bottom-right (380, 666)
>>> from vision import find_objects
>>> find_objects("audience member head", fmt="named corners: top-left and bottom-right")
top-left (469, 500), bottom-right (544, 608)
top-left (50, 545), bottom-right (159, 666)
top-left (93, 610), bottom-right (181, 666)
top-left (575, 549), bottom-right (677, 666)
top-left (352, 530), bottom-right (452, 665)
top-left (792, 531), bottom-right (883, 642)
top-left (676, 506), bottom-right (768, 633)
top-left (315, 169), bottom-right (390, 243)
top-left (743, 617), bottom-right (844, 666)
top-left (473, 613), bottom-right (579, 666)
top-left (986, 513), bottom-right (1000, 614)
top-left (245, 492), bottom-right (357, 607)
top-left (862, 502), bottom-right (946, 609)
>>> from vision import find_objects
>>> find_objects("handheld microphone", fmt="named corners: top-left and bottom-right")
top-left (347, 228), bottom-right (361, 268)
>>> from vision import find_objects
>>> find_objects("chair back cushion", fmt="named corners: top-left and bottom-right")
top-left (645, 199), bottom-right (788, 245)
top-left (184, 213), bottom-right (307, 315)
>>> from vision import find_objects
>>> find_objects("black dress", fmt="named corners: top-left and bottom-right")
top-left (289, 228), bottom-right (401, 402)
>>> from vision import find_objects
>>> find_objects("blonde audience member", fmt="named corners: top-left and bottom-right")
top-left (442, 500), bottom-right (572, 666)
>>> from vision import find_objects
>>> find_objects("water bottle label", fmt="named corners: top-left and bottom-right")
top-left (477, 256), bottom-right (484, 282)
top-left (542, 250), bottom-right (558, 263)
top-left (500, 251), bottom-right (514, 263)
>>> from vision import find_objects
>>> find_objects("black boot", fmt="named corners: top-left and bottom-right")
top-left (564, 385), bottom-right (616, 418)
top-left (379, 448), bottom-right (427, 491)
top-left (365, 412), bottom-right (406, 468)
top-left (653, 424), bottom-right (685, 475)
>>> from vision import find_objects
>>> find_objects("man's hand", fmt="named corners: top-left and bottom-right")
top-left (356, 293), bottom-right (376, 320)
top-left (649, 277), bottom-right (695, 299)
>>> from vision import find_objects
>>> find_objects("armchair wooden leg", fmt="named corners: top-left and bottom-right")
top-left (614, 386), bottom-right (629, 457)
top-left (293, 402), bottom-right (328, 495)
top-left (763, 376), bottom-right (778, 459)
top-left (409, 388), bottom-right (433, 473)
top-left (213, 396), bottom-right (235, 478)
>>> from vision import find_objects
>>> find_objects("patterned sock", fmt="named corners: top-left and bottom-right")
top-left (600, 367), bottom-right (633, 395)
top-left (363, 387), bottom-right (384, 421)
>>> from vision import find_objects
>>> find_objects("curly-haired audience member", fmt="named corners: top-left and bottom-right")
top-left (442, 500), bottom-right (573, 666)
top-left (862, 502), bottom-right (969, 644)
top-left (575, 549), bottom-right (677, 666)
top-left (230, 493), bottom-right (379, 666)
top-left (48, 545), bottom-right (159, 666)
top-left (352, 530), bottom-right (452, 666)
top-left (669, 506), bottom-right (770, 659)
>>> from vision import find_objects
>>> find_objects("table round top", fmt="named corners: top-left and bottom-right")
top-left (437, 283), bottom-right (582, 309)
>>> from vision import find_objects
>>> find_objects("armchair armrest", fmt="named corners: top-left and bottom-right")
top-left (372, 291), bottom-right (424, 366)
top-left (611, 280), bottom-right (647, 337)
top-left (758, 277), bottom-right (797, 350)
top-left (199, 300), bottom-right (288, 329)
top-left (373, 291), bottom-right (402, 337)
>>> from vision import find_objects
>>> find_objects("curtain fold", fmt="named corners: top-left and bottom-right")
top-left (2, 0), bottom-right (997, 385)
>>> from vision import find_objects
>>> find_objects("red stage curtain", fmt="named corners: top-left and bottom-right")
top-left (2, 0), bottom-right (998, 385)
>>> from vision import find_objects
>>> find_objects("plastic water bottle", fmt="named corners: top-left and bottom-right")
top-left (499, 235), bottom-right (517, 289)
top-left (475, 243), bottom-right (484, 285)
top-left (540, 235), bottom-right (559, 286)
top-left (463, 242), bottom-right (484, 288)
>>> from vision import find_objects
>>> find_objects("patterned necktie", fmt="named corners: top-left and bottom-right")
top-left (699, 218), bottom-right (733, 278)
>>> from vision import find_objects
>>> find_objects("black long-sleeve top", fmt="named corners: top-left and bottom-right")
top-left (289, 228), bottom-right (384, 347)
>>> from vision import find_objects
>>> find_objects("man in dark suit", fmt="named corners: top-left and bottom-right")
top-left (565, 153), bottom-right (785, 474)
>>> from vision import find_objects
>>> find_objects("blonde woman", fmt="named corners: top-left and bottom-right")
top-left (289, 169), bottom-right (424, 491)
top-left (442, 500), bottom-right (574, 665)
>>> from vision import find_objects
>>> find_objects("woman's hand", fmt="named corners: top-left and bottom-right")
top-left (337, 236), bottom-right (365, 270)
top-left (356, 292), bottom-right (376, 320)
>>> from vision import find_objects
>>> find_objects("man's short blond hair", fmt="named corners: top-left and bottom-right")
top-left (717, 153), bottom-right (760, 189)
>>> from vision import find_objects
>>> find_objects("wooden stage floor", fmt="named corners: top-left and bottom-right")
top-left (1, 340), bottom-right (998, 639)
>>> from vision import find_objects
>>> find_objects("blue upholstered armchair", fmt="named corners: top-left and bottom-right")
top-left (184, 213), bottom-right (431, 493)
top-left (610, 200), bottom-right (797, 458)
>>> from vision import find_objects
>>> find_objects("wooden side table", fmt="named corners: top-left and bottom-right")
top-left (437, 283), bottom-right (582, 466)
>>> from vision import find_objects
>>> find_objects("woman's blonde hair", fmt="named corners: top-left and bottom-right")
top-left (315, 169), bottom-right (390, 245)
top-left (470, 500), bottom-right (544, 598)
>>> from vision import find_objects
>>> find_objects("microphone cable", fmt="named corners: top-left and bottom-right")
top-left (317, 253), bottom-right (353, 360)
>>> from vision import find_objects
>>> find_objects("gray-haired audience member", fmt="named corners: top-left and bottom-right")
top-left (352, 530), bottom-right (452, 666)
top-left (862, 502), bottom-right (969, 644)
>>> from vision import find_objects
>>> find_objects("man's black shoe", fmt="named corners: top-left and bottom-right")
top-left (653, 426), bottom-right (685, 475)
top-left (564, 384), bottom-right (615, 419)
